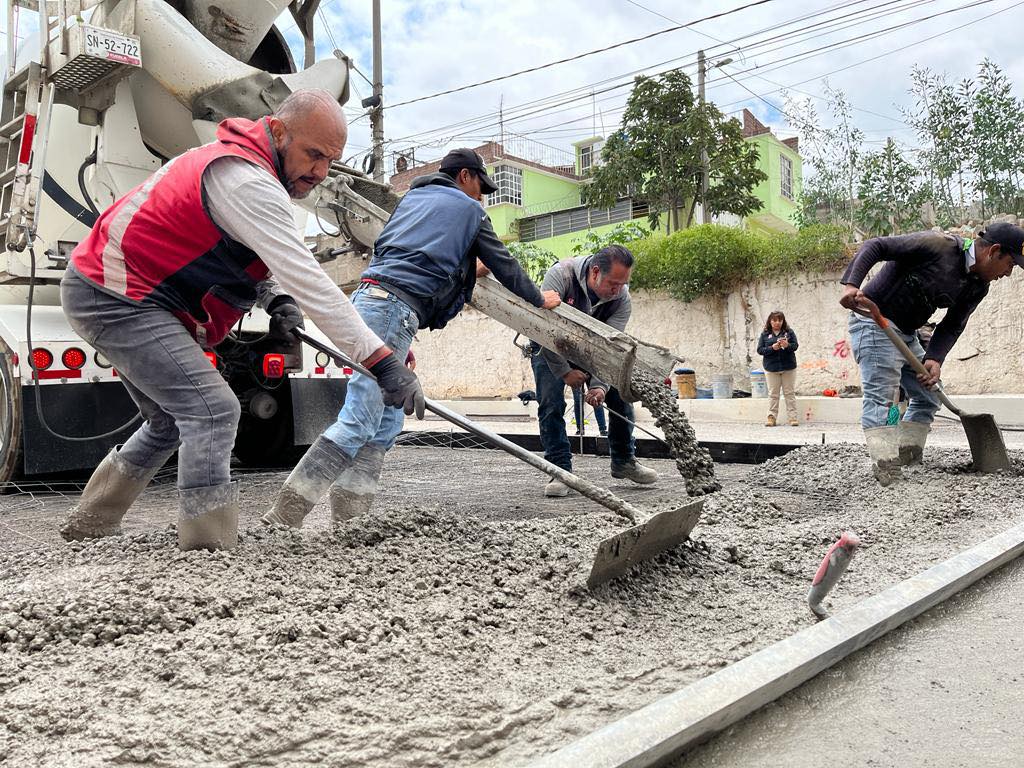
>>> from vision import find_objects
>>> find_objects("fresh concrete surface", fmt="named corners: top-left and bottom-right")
top-left (678, 556), bottom-right (1024, 768)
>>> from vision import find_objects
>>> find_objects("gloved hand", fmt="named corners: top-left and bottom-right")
top-left (369, 352), bottom-right (425, 419)
top-left (267, 295), bottom-right (305, 339)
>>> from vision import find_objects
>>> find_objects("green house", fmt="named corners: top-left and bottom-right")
top-left (387, 111), bottom-right (801, 258)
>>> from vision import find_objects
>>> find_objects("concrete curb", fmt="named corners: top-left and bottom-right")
top-left (527, 520), bottom-right (1024, 768)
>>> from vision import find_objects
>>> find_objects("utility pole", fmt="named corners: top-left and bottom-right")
top-left (369, 0), bottom-right (384, 182)
top-left (698, 49), bottom-right (709, 225)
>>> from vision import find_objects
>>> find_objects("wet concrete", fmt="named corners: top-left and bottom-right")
top-left (678, 557), bottom-right (1024, 768)
top-left (0, 444), bottom-right (1022, 766)
top-left (632, 372), bottom-right (719, 496)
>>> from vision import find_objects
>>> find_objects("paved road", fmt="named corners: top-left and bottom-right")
top-left (678, 557), bottom-right (1024, 768)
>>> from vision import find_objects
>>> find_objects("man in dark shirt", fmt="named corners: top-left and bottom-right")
top-left (531, 245), bottom-right (658, 497)
top-left (264, 148), bottom-right (560, 527)
top-left (839, 222), bottom-right (1024, 483)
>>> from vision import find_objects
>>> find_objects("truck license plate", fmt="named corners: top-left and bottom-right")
top-left (83, 26), bottom-right (141, 67)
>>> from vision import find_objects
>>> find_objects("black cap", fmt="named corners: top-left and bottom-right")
top-left (979, 221), bottom-right (1024, 268)
top-left (438, 148), bottom-right (498, 194)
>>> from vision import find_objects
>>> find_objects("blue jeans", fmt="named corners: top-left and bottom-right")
top-left (61, 268), bottom-right (240, 490)
top-left (848, 314), bottom-right (940, 429)
top-left (530, 350), bottom-right (635, 471)
top-left (572, 387), bottom-right (606, 432)
top-left (322, 285), bottom-right (419, 457)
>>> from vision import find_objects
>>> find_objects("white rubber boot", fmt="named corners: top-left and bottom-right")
top-left (897, 421), bottom-right (930, 466)
top-left (262, 436), bottom-right (353, 528)
top-left (60, 448), bottom-right (162, 541)
top-left (864, 426), bottom-right (902, 486)
top-left (328, 444), bottom-right (387, 524)
top-left (178, 482), bottom-right (239, 551)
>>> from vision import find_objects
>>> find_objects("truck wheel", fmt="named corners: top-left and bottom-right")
top-left (0, 340), bottom-right (24, 486)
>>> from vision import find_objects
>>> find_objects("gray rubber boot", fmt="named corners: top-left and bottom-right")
top-left (262, 436), bottom-right (354, 528)
top-left (897, 421), bottom-right (930, 466)
top-left (178, 482), bottom-right (239, 551)
top-left (60, 448), bottom-right (162, 541)
top-left (864, 425), bottom-right (902, 486)
top-left (610, 459), bottom-right (659, 485)
top-left (328, 444), bottom-right (386, 524)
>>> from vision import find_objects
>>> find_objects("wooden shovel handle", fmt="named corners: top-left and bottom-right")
top-left (850, 299), bottom-right (960, 415)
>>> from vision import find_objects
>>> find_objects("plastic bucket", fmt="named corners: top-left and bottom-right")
top-left (712, 374), bottom-right (732, 399)
top-left (696, 387), bottom-right (714, 399)
top-left (675, 368), bottom-right (696, 399)
top-left (750, 370), bottom-right (768, 398)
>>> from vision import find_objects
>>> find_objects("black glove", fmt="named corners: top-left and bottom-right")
top-left (369, 352), bottom-right (425, 419)
top-left (267, 295), bottom-right (305, 339)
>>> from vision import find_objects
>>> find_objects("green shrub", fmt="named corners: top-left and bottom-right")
top-left (629, 223), bottom-right (852, 301)
top-left (507, 241), bottom-right (558, 284)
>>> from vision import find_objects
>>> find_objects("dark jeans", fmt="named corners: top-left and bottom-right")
top-left (530, 352), bottom-right (635, 472)
top-left (572, 387), bottom-right (606, 432)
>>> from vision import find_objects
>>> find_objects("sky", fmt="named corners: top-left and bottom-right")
top-left (4, 0), bottom-right (1024, 174)
top-left (271, 0), bottom-right (1024, 172)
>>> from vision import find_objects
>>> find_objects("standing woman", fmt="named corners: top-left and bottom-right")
top-left (757, 310), bottom-right (800, 426)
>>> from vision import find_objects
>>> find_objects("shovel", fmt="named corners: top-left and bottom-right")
top-left (293, 330), bottom-right (704, 588)
top-left (855, 299), bottom-right (1010, 473)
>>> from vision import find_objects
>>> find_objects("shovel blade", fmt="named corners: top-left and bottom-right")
top-left (960, 413), bottom-right (1011, 473)
top-left (587, 499), bottom-right (705, 588)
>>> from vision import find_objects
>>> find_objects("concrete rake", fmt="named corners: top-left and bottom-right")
top-left (294, 330), bottom-right (704, 588)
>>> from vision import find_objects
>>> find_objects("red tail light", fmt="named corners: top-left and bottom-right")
top-left (62, 347), bottom-right (87, 369)
top-left (31, 348), bottom-right (53, 371)
top-left (205, 352), bottom-right (218, 368)
top-left (263, 353), bottom-right (285, 378)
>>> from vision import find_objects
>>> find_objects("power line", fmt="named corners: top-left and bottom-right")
top-left (392, 0), bottom-right (1018, 157)
top-left (383, 0), bottom-right (924, 147)
top-left (384, 0), bottom-right (779, 110)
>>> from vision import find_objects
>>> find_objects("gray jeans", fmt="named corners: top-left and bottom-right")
top-left (60, 268), bottom-right (240, 490)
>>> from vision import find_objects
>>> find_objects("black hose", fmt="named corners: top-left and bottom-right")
top-left (77, 146), bottom-right (101, 218)
top-left (26, 242), bottom-right (141, 441)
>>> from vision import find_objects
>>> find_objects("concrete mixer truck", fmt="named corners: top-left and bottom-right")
top-left (0, 0), bottom-right (374, 481)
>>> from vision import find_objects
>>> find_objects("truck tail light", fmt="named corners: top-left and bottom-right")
top-left (31, 348), bottom-right (53, 371)
top-left (263, 353), bottom-right (285, 378)
top-left (62, 348), bottom-right (87, 369)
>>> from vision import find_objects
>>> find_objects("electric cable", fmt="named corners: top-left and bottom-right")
top-left (381, 0), bottom-right (917, 147)
top-left (391, 0), bottom-right (1011, 154)
top-left (25, 242), bottom-right (141, 441)
top-left (385, 0), bottom-right (779, 110)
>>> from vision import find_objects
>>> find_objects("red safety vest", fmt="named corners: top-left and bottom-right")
top-left (71, 117), bottom-right (283, 346)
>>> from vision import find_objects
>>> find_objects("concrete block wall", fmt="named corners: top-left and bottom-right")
top-left (410, 270), bottom-right (1024, 399)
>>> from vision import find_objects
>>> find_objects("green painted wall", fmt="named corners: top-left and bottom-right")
top-left (745, 134), bottom-right (802, 231)
top-left (484, 162), bottom-right (580, 238)
top-left (530, 218), bottom-right (652, 258)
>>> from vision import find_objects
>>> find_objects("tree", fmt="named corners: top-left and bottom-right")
top-left (783, 82), bottom-right (863, 233)
top-left (972, 59), bottom-right (1024, 218)
top-left (583, 69), bottom-right (765, 231)
top-left (856, 138), bottom-right (925, 236)
top-left (902, 66), bottom-right (972, 225)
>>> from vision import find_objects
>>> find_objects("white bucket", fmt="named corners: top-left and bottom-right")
top-left (712, 374), bottom-right (732, 399)
top-left (750, 371), bottom-right (768, 398)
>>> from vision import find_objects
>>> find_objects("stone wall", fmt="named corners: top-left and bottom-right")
top-left (410, 270), bottom-right (1024, 398)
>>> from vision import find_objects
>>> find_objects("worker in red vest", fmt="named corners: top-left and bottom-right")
top-left (59, 89), bottom-right (422, 550)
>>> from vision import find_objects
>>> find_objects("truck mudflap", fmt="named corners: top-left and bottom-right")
top-left (289, 377), bottom-right (347, 446)
top-left (21, 381), bottom-right (138, 475)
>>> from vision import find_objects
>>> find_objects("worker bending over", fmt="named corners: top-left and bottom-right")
top-left (60, 89), bottom-right (421, 549)
top-left (531, 245), bottom-right (658, 497)
top-left (840, 223), bottom-right (1024, 484)
top-left (263, 149), bottom-right (560, 527)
